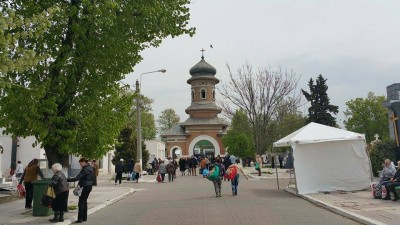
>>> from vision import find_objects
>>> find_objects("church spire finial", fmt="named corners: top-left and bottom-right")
top-left (200, 48), bottom-right (205, 59)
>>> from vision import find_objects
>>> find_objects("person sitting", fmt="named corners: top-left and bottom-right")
top-left (380, 159), bottom-right (396, 185)
top-left (383, 160), bottom-right (400, 201)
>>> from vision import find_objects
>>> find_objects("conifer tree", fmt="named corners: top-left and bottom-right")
top-left (301, 75), bottom-right (338, 127)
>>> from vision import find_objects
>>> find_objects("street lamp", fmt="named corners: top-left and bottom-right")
top-left (136, 69), bottom-right (166, 166)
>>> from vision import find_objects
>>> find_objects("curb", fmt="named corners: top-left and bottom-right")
top-left (62, 188), bottom-right (135, 225)
top-left (284, 187), bottom-right (385, 225)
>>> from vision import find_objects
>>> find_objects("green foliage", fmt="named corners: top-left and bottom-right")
top-left (0, 1), bottom-right (193, 166)
top-left (344, 92), bottom-right (389, 143)
top-left (112, 126), bottom-right (149, 168)
top-left (369, 140), bottom-right (397, 176)
top-left (129, 95), bottom-right (157, 141)
top-left (157, 108), bottom-right (180, 134)
top-left (301, 74), bottom-right (338, 127)
top-left (0, 7), bottom-right (57, 75)
top-left (268, 113), bottom-right (307, 152)
top-left (222, 110), bottom-right (255, 159)
top-left (113, 127), bottom-right (136, 165)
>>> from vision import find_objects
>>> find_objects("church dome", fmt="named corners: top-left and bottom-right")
top-left (189, 57), bottom-right (217, 76)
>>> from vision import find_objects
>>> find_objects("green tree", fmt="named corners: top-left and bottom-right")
top-left (301, 74), bottom-right (338, 127)
top-left (157, 108), bottom-right (180, 135)
top-left (344, 92), bottom-right (389, 143)
top-left (129, 95), bottom-right (157, 141)
top-left (222, 110), bottom-right (255, 159)
top-left (112, 126), bottom-right (150, 169)
top-left (0, 1), bottom-right (194, 166)
top-left (369, 140), bottom-right (397, 176)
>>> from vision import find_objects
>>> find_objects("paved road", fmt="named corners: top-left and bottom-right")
top-left (85, 175), bottom-right (360, 225)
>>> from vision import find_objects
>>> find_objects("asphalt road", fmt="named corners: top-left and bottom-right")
top-left (84, 175), bottom-right (360, 225)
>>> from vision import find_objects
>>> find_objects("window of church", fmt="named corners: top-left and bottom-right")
top-left (191, 89), bottom-right (195, 100)
top-left (200, 88), bottom-right (207, 99)
top-left (212, 89), bottom-right (215, 100)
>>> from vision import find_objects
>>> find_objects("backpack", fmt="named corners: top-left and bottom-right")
top-left (226, 165), bottom-right (238, 180)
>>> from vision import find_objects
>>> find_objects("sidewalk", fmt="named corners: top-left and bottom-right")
top-left (285, 188), bottom-right (400, 225)
top-left (0, 174), bottom-right (141, 225)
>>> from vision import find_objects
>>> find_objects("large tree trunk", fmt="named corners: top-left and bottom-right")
top-left (45, 147), bottom-right (69, 168)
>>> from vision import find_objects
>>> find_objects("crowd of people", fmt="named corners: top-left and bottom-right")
top-left (145, 154), bottom-right (250, 197)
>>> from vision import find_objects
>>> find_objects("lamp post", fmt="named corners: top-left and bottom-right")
top-left (136, 69), bottom-right (166, 166)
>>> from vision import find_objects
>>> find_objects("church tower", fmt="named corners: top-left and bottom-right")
top-left (161, 54), bottom-right (228, 158)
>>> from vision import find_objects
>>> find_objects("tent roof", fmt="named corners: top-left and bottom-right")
top-left (273, 122), bottom-right (365, 147)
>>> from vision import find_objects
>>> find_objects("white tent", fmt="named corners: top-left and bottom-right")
top-left (273, 122), bottom-right (372, 195)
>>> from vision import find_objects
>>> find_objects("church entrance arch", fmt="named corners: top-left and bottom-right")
top-left (169, 146), bottom-right (182, 159)
top-left (188, 135), bottom-right (220, 157)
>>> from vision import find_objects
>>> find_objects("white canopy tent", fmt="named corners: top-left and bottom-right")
top-left (273, 122), bottom-right (372, 195)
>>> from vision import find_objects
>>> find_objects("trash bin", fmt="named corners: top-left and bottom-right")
top-left (32, 179), bottom-right (53, 216)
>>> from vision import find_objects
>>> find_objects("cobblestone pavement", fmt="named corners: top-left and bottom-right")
top-left (84, 174), bottom-right (360, 225)
top-left (304, 190), bottom-right (400, 225)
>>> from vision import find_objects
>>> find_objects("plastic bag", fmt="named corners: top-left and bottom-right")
top-left (73, 185), bottom-right (83, 196)
top-left (15, 184), bottom-right (26, 198)
top-left (207, 165), bottom-right (220, 181)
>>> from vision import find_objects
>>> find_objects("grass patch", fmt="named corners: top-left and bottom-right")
top-left (68, 205), bottom-right (78, 210)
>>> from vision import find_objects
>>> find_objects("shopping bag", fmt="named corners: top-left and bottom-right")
top-left (255, 162), bottom-right (260, 170)
top-left (157, 174), bottom-right (162, 183)
top-left (15, 184), bottom-right (26, 198)
top-left (73, 185), bottom-right (83, 196)
top-left (202, 168), bottom-right (209, 176)
top-left (41, 186), bottom-right (55, 208)
top-left (207, 165), bottom-right (220, 181)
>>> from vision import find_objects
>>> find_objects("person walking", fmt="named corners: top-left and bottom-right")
top-left (211, 158), bottom-right (225, 198)
top-left (134, 160), bottom-right (142, 183)
top-left (115, 159), bottom-right (124, 185)
top-left (256, 155), bottom-right (262, 176)
top-left (166, 160), bottom-right (175, 182)
top-left (190, 155), bottom-right (198, 176)
top-left (179, 157), bottom-right (187, 176)
top-left (15, 161), bottom-right (24, 178)
top-left (126, 160), bottom-right (133, 181)
top-left (19, 158), bottom-right (44, 209)
top-left (158, 160), bottom-right (167, 183)
top-left (229, 159), bottom-right (249, 196)
top-left (91, 160), bottom-right (99, 186)
top-left (67, 158), bottom-right (93, 223)
top-left (48, 163), bottom-right (69, 223)
top-left (223, 155), bottom-right (232, 181)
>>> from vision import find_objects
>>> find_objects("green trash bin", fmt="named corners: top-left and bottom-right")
top-left (32, 179), bottom-right (53, 216)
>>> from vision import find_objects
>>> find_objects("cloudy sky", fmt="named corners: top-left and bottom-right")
top-left (122, 0), bottom-right (400, 129)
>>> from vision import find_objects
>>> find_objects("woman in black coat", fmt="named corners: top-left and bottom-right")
top-left (179, 158), bottom-right (187, 176)
top-left (67, 158), bottom-right (93, 223)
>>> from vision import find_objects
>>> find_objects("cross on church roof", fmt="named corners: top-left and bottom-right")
top-left (200, 48), bottom-right (205, 59)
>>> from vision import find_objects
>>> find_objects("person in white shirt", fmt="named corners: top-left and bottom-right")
top-left (15, 161), bottom-right (24, 178)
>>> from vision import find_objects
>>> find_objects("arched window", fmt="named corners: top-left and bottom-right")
top-left (212, 89), bottom-right (215, 100)
top-left (200, 88), bottom-right (207, 99)
top-left (191, 89), bottom-right (195, 100)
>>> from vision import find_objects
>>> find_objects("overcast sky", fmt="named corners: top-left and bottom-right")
top-left (122, 0), bottom-right (400, 129)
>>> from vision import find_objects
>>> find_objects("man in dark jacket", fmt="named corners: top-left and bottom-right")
top-left (126, 160), bottom-right (133, 181)
top-left (115, 159), bottom-right (124, 185)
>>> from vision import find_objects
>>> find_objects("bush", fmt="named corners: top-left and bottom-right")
top-left (369, 140), bottom-right (397, 177)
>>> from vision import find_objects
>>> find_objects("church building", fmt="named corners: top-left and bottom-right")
top-left (161, 55), bottom-right (229, 158)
